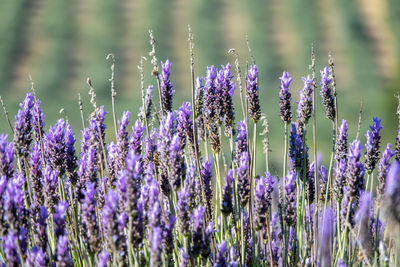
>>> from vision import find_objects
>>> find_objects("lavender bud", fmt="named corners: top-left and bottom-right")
top-left (98, 250), bottom-right (110, 267)
top-left (201, 159), bottom-right (213, 216)
top-left (13, 92), bottom-right (34, 157)
top-left (209, 122), bottom-right (221, 153)
top-left (0, 134), bottom-right (14, 179)
top-left (336, 120), bottom-right (348, 161)
top-left (319, 209), bottom-right (334, 265)
top-left (355, 192), bottom-right (374, 258)
top-left (4, 231), bottom-right (20, 266)
top-left (296, 75), bottom-right (313, 137)
top-left (177, 187), bottom-right (190, 235)
top-left (195, 77), bottom-right (206, 141)
top-left (383, 161), bottom-right (400, 224)
top-left (160, 60), bottom-right (174, 113)
top-left (169, 134), bottom-right (183, 190)
top-left (319, 67), bottom-right (335, 120)
top-left (307, 161), bottom-right (316, 203)
top-left (32, 100), bottom-right (45, 144)
top-left (107, 142), bottom-right (118, 187)
top-left (203, 66), bottom-right (217, 126)
top-left (30, 143), bottom-right (44, 206)
top-left (44, 119), bottom-right (67, 174)
top-left (65, 125), bottom-right (77, 184)
top-left (377, 143), bottom-right (395, 203)
top-left (5, 173), bottom-right (27, 231)
top-left (76, 147), bottom-right (97, 201)
top-left (284, 171), bottom-right (297, 226)
top-left (238, 152), bottom-right (250, 207)
top-left (340, 187), bottom-right (356, 229)
top-left (289, 123), bottom-right (303, 169)
top-left (215, 240), bottom-right (228, 267)
top-left (53, 201), bottom-right (68, 238)
top-left (34, 206), bottom-right (48, 251)
top-left (179, 248), bottom-right (188, 267)
top-left (221, 169), bottom-right (234, 216)
top-left (218, 64), bottom-right (236, 136)
top-left (163, 215), bottom-right (176, 263)
top-left (254, 177), bottom-right (267, 230)
top-left (279, 71), bottom-right (292, 122)
top-left (319, 165), bottom-right (329, 202)
top-left (235, 120), bottom-right (247, 164)
top-left (334, 159), bottom-right (347, 203)
top-left (130, 120), bottom-right (145, 155)
top-left (143, 85), bottom-right (153, 120)
top-left (82, 182), bottom-right (100, 254)
top-left (150, 226), bottom-right (163, 267)
top-left (246, 65), bottom-right (261, 123)
top-left (191, 206), bottom-right (205, 258)
top-left (365, 117), bottom-right (382, 173)
top-left (55, 235), bottom-right (72, 266)
top-left (347, 140), bottom-right (365, 201)
top-left (117, 111), bottom-right (130, 169)
top-left (177, 102), bottom-right (194, 152)
top-left (26, 247), bottom-right (46, 267)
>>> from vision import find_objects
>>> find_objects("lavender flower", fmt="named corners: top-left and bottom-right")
top-left (76, 147), bottom-right (97, 200)
top-left (13, 92), bottom-right (34, 157)
top-left (34, 206), bottom-right (48, 251)
top-left (4, 231), bottom-right (20, 266)
top-left (238, 152), bottom-right (250, 207)
top-left (116, 111), bottom-right (130, 169)
top-left (215, 241), bottom-right (228, 267)
top-left (355, 192), bottom-right (373, 258)
top-left (143, 130), bottom-right (157, 171)
top-left (203, 66), bottom-right (217, 126)
top-left (254, 177), bottom-right (267, 230)
top-left (235, 120), bottom-right (247, 164)
top-left (0, 134), bottom-right (14, 179)
top-left (5, 173), bottom-right (28, 231)
top-left (142, 85), bottom-right (153, 120)
top-left (160, 59), bottom-right (174, 113)
top-left (163, 215), bottom-right (176, 263)
top-left (336, 120), bottom-right (348, 161)
top-left (319, 67), bottom-right (335, 120)
top-left (125, 151), bottom-right (141, 215)
top-left (26, 247), bottom-right (46, 267)
top-left (284, 171), bottom-right (297, 226)
top-left (53, 201), bottom-right (68, 238)
top-left (201, 159), bottom-right (213, 217)
top-left (246, 65), bottom-right (261, 123)
top-left (0, 175), bottom-right (7, 234)
top-left (191, 206), bottom-right (206, 258)
top-left (176, 102), bottom-right (194, 151)
top-left (377, 143), bottom-right (395, 202)
top-left (346, 140), bottom-right (365, 201)
top-left (218, 64), bottom-right (236, 136)
top-left (340, 187), bottom-right (356, 229)
top-left (32, 100), bottom-right (45, 144)
top-left (279, 71), bottom-right (292, 123)
top-left (55, 235), bottom-right (72, 266)
top-left (195, 77), bottom-right (206, 141)
top-left (307, 161), bottom-right (316, 203)
top-left (129, 120), bottom-right (145, 155)
top-left (177, 187), bottom-right (190, 235)
top-left (65, 125), bottom-right (77, 184)
top-left (179, 248), bottom-right (188, 267)
top-left (209, 122), bottom-right (221, 153)
top-left (169, 134), bottom-right (183, 190)
top-left (383, 161), bottom-right (400, 224)
top-left (296, 75), bottom-right (313, 137)
top-left (365, 117), bottom-right (382, 173)
top-left (30, 143), bottom-right (43, 206)
top-left (289, 123), bottom-right (303, 169)
top-left (319, 209), bottom-right (334, 266)
top-left (221, 169), bottom-right (234, 216)
top-left (334, 159), bottom-right (347, 203)
top-left (98, 250), bottom-right (110, 267)
top-left (81, 182), bottom-right (100, 254)
top-left (263, 172), bottom-right (275, 210)
top-left (107, 142), bottom-right (118, 186)
top-left (129, 201), bottom-right (144, 246)
top-left (102, 190), bottom-right (125, 252)
top-left (45, 119), bottom-right (67, 174)
top-left (319, 165), bottom-right (329, 202)
top-left (150, 226), bottom-right (163, 267)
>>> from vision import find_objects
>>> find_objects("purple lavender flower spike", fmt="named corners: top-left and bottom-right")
top-left (221, 169), bottom-right (234, 216)
top-left (169, 134), bottom-right (183, 190)
top-left (150, 226), bottom-right (163, 267)
top-left (160, 59), bottom-right (174, 113)
top-left (203, 65), bottom-right (217, 126)
top-left (0, 175), bottom-right (7, 234)
top-left (246, 65), bottom-right (261, 123)
top-left (142, 85), bottom-right (153, 120)
top-left (337, 259), bottom-right (347, 267)
top-left (163, 215), bottom-right (176, 263)
top-left (289, 123), bottom-right (303, 169)
top-left (254, 177), bottom-right (267, 230)
top-left (124, 151), bottom-right (141, 215)
top-left (30, 143), bottom-right (43, 206)
top-left (336, 119), bottom-right (348, 161)
top-left (34, 206), bottom-right (48, 251)
top-left (215, 240), bottom-right (228, 267)
top-left (107, 141), bottom-right (118, 186)
top-left (96, 105), bottom-right (107, 143)
top-left (5, 173), bottom-right (27, 231)
top-left (346, 140), bottom-right (365, 201)
top-left (296, 75), bottom-right (313, 137)
top-left (218, 64), bottom-right (236, 136)
top-left (82, 182), bottom-right (100, 254)
top-left (65, 125), bottom-right (77, 184)
top-left (235, 120), bottom-right (248, 164)
top-left (191, 206), bottom-right (206, 257)
top-left (177, 101), bottom-right (194, 152)
top-left (238, 152), bottom-right (250, 207)
top-left (279, 71), bottom-right (292, 122)
top-left (117, 111), bottom-right (130, 168)
top-left (201, 159), bottom-right (213, 215)
top-left (355, 192), bottom-right (374, 257)
top-left (307, 161), bottom-right (316, 203)
top-left (334, 159), bottom-right (347, 202)
top-left (365, 117), bottom-right (383, 173)
top-left (143, 130), bottom-right (157, 171)
top-left (340, 187), bottom-right (356, 229)
top-left (177, 187), bottom-right (190, 235)
top-left (284, 171), bottom-right (297, 226)
top-left (13, 92), bottom-right (34, 157)
top-left (319, 165), bottom-right (329, 202)
top-left (130, 201), bottom-right (144, 246)
top-left (76, 147), bottom-right (97, 201)
top-left (27, 247), bottom-right (46, 267)
top-left (264, 173), bottom-right (275, 208)
top-left (319, 67), bottom-right (335, 120)
top-left (319, 209), bottom-right (334, 266)
top-left (101, 190), bottom-right (124, 252)
top-left (4, 231), bottom-right (20, 266)
top-left (45, 118), bottom-right (67, 174)
top-left (377, 143), bottom-right (395, 202)
top-left (149, 200), bottom-right (162, 229)
top-left (0, 134), bottom-right (14, 179)
top-left (179, 248), bottom-right (188, 267)
top-left (32, 100), bottom-right (45, 144)
top-left (53, 201), bottom-right (68, 238)
top-left (43, 166), bottom-right (58, 212)
top-left (129, 119), bottom-right (145, 155)
top-left (98, 250), bottom-right (110, 267)
top-left (195, 77), bottom-right (206, 141)
top-left (55, 235), bottom-right (72, 266)
top-left (383, 161), bottom-right (400, 223)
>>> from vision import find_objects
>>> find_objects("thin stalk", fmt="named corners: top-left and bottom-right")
top-left (0, 96), bottom-right (14, 133)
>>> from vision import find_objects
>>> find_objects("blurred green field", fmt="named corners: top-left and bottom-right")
top-left (0, 0), bottom-right (400, 173)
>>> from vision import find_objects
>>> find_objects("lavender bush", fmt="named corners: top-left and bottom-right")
top-left (0, 30), bottom-right (399, 267)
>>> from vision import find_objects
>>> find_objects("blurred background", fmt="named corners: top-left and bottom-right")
top-left (1, 0), bottom-right (400, 172)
